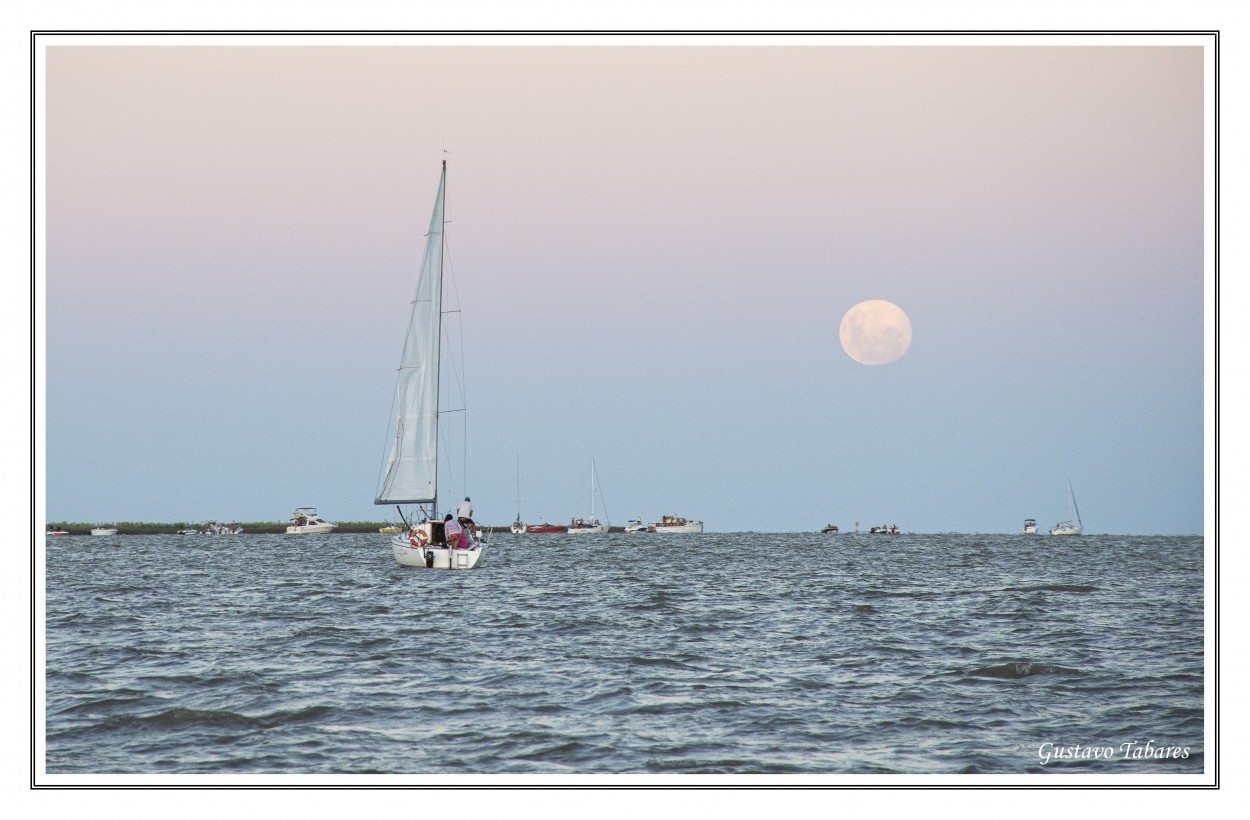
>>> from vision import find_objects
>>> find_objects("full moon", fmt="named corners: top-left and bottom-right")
top-left (839, 300), bottom-right (913, 365)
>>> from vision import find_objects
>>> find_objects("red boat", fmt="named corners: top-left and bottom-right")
top-left (525, 523), bottom-right (568, 534)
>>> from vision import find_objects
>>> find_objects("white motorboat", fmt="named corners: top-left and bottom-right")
top-left (47, 527), bottom-right (69, 536)
top-left (90, 526), bottom-right (118, 536)
top-left (176, 528), bottom-right (200, 535)
top-left (1049, 477), bottom-right (1083, 536)
top-left (1023, 518), bottom-right (1038, 534)
top-left (623, 518), bottom-right (648, 533)
top-left (568, 458), bottom-right (609, 534)
top-left (653, 515), bottom-right (703, 534)
top-left (286, 508), bottom-right (337, 534)
top-left (375, 161), bottom-right (486, 570)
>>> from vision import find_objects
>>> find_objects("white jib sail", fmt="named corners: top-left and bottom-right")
top-left (376, 163), bottom-right (446, 506)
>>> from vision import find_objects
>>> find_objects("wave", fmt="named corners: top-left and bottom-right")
top-left (644, 757), bottom-right (806, 774)
top-left (96, 703), bottom-right (335, 732)
top-left (108, 707), bottom-right (265, 730)
top-left (1001, 584), bottom-right (1099, 593)
top-left (967, 662), bottom-right (1081, 679)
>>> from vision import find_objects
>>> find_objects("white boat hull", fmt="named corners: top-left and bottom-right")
top-left (90, 528), bottom-right (118, 536)
top-left (392, 535), bottom-right (485, 569)
top-left (286, 523), bottom-right (337, 534)
top-left (568, 523), bottom-right (608, 534)
top-left (1050, 525), bottom-right (1082, 536)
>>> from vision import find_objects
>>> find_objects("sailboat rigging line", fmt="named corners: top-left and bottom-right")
top-left (593, 460), bottom-right (610, 529)
top-left (437, 237), bottom-right (469, 499)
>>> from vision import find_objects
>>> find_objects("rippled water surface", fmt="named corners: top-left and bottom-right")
top-left (44, 532), bottom-right (1204, 776)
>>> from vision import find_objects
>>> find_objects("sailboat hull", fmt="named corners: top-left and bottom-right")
top-left (392, 537), bottom-right (485, 569)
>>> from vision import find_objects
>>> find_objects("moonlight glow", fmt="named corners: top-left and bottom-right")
top-left (839, 300), bottom-right (913, 365)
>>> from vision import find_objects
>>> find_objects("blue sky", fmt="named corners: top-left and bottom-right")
top-left (39, 35), bottom-right (1210, 533)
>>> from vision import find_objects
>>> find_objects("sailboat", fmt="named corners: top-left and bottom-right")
top-left (376, 161), bottom-right (486, 570)
top-left (511, 454), bottom-right (527, 534)
top-left (1049, 477), bottom-right (1083, 536)
top-left (568, 457), bottom-right (609, 534)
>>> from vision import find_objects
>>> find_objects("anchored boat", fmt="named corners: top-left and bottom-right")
top-left (286, 508), bottom-right (336, 534)
top-left (653, 515), bottom-right (703, 534)
top-left (568, 458), bottom-right (609, 534)
top-left (1049, 477), bottom-right (1083, 536)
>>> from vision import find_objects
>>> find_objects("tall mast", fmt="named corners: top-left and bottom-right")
top-left (432, 159), bottom-right (446, 517)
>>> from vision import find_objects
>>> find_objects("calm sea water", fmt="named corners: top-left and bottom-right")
top-left (43, 532), bottom-right (1204, 778)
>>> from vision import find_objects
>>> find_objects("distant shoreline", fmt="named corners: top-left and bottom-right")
top-left (42, 522), bottom-right (632, 535)
top-left (41, 523), bottom-right (1200, 536)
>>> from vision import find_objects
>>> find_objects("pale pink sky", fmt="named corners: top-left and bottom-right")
top-left (42, 38), bottom-right (1208, 532)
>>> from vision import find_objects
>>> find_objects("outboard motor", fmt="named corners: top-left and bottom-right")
top-left (424, 549), bottom-right (435, 568)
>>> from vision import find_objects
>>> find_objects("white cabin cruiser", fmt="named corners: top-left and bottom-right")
top-left (286, 508), bottom-right (337, 534)
top-left (653, 515), bottom-right (703, 534)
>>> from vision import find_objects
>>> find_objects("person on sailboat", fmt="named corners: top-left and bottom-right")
top-left (444, 513), bottom-right (466, 549)
top-left (456, 496), bottom-right (476, 530)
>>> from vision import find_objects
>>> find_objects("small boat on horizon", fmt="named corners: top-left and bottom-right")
top-left (1050, 477), bottom-right (1083, 536)
top-left (90, 525), bottom-right (119, 536)
top-left (525, 522), bottom-right (569, 534)
top-left (510, 456), bottom-right (527, 533)
top-left (47, 527), bottom-right (69, 536)
top-left (568, 458), bottom-right (609, 534)
top-left (653, 515), bottom-right (703, 534)
top-left (869, 524), bottom-right (901, 535)
top-left (624, 518), bottom-right (648, 533)
top-left (1024, 518), bottom-right (1038, 534)
top-left (821, 524), bottom-right (840, 534)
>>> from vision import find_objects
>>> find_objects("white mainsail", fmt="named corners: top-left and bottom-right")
top-left (376, 162), bottom-right (446, 507)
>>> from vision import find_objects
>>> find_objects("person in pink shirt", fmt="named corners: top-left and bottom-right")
top-left (443, 514), bottom-right (465, 549)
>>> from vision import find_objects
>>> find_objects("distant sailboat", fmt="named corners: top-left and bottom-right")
top-left (511, 455), bottom-right (527, 534)
top-left (568, 458), bottom-right (609, 534)
top-left (376, 161), bottom-right (486, 569)
top-left (1049, 477), bottom-right (1083, 536)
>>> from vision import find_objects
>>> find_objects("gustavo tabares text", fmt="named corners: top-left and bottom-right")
top-left (1038, 740), bottom-right (1191, 765)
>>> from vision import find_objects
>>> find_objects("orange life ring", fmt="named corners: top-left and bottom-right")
top-left (409, 528), bottom-right (429, 548)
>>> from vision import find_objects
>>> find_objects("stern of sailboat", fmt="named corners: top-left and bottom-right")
top-left (391, 520), bottom-right (485, 569)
